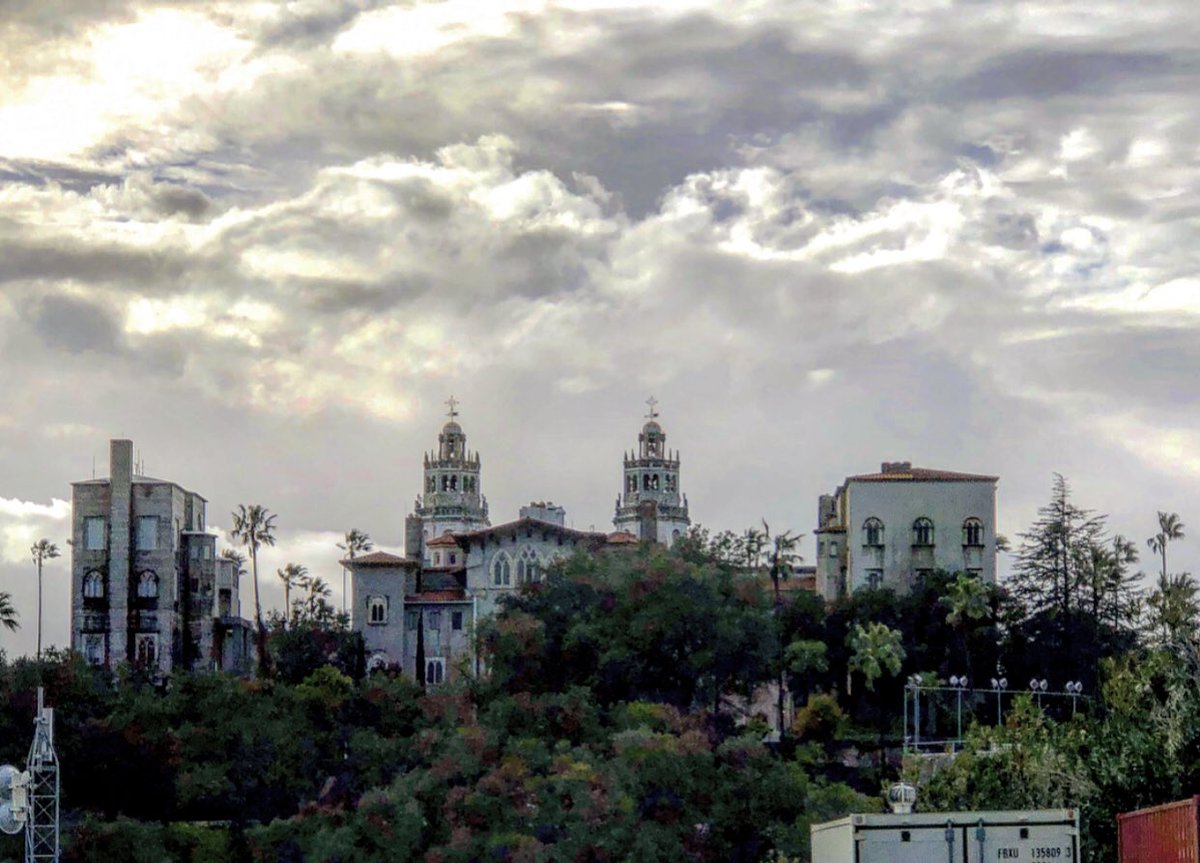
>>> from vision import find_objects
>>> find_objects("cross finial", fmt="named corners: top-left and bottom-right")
top-left (445, 395), bottom-right (459, 418)
top-left (645, 396), bottom-right (659, 419)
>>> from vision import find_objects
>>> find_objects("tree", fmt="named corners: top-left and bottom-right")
top-left (740, 526), bottom-right (767, 571)
top-left (941, 572), bottom-right (992, 677)
top-left (1011, 474), bottom-right (1109, 620)
top-left (846, 622), bottom-right (905, 692)
top-left (232, 504), bottom-right (277, 674)
top-left (762, 520), bottom-right (803, 735)
top-left (30, 538), bottom-right (60, 660)
top-left (0, 591), bottom-right (18, 633)
top-left (336, 529), bottom-right (373, 615)
top-left (276, 563), bottom-right (308, 626)
top-left (1148, 511), bottom-right (1185, 580)
top-left (1146, 572), bottom-right (1199, 645)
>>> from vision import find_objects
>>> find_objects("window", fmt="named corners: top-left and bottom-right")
top-left (492, 552), bottom-right (512, 586)
top-left (963, 518), bottom-right (984, 547)
top-left (426, 477), bottom-right (435, 493)
top-left (517, 547), bottom-right (541, 584)
top-left (427, 610), bottom-right (441, 629)
top-left (912, 518), bottom-right (935, 547)
top-left (863, 518), bottom-right (884, 547)
top-left (136, 516), bottom-right (157, 550)
top-left (368, 596), bottom-right (388, 625)
top-left (828, 541), bottom-right (839, 558)
top-left (83, 571), bottom-right (104, 599)
top-left (83, 634), bottom-right (105, 666)
top-left (866, 570), bottom-right (883, 590)
top-left (433, 552), bottom-right (442, 566)
top-left (136, 571), bottom-right (158, 598)
top-left (406, 610), bottom-right (419, 630)
top-left (84, 517), bottom-right (105, 550)
top-left (367, 651), bottom-right (390, 672)
top-left (135, 633), bottom-right (158, 667)
top-left (451, 611), bottom-right (463, 631)
top-left (425, 657), bottom-right (445, 686)
top-left (449, 552), bottom-right (457, 566)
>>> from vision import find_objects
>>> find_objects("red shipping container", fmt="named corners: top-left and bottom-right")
top-left (1118, 796), bottom-right (1200, 863)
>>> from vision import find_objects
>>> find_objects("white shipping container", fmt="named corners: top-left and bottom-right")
top-left (811, 809), bottom-right (1079, 863)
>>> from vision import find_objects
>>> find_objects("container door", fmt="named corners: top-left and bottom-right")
top-left (858, 825), bottom-right (957, 863)
top-left (965, 822), bottom-right (1077, 863)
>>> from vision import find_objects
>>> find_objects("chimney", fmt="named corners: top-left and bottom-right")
top-left (108, 439), bottom-right (134, 664)
top-left (881, 461), bottom-right (912, 474)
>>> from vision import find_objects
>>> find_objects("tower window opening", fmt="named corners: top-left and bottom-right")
top-left (83, 571), bottom-right (104, 599)
top-left (963, 518), bottom-right (984, 547)
top-left (427, 477), bottom-right (436, 493)
top-left (863, 518), bottom-right (884, 547)
top-left (441, 475), bottom-right (449, 491)
top-left (913, 518), bottom-right (935, 547)
top-left (137, 571), bottom-right (159, 598)
top-left (450, 475), bottom-right (458, 491)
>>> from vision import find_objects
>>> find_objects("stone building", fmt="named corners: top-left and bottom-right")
top-left (612, 399), bottom-right (691, 544)
top-left (351, 405), bottom-right (622, 685)
top-left (70, 439), bottom-right (252, 674)
top-left (814, 461), bottom-right (999, 602)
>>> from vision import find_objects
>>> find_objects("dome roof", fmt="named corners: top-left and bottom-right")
top-left (642, 420), bottom-right (662, 435)
top-left (442, 420), bottom-right (463, 435)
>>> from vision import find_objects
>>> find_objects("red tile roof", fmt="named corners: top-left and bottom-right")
top-left (427, 533), bottom-right (460, 547)
top-left (405, 591), bottom-right (468, 603)
top-left (848, 466), bottom-right (998, 483)
top-left (606, 531), bottom-right (640, 544)
top-left (342, 550), bottom-right (418, 567)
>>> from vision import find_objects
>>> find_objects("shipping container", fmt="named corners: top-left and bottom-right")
top-left (1117, 796), bottom-right (1200, 863)
top-left (810, 809), bottom-right (1079, 863)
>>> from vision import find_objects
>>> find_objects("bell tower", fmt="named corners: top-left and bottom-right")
top-left (613, 398), bottom-right (690, 544)
top-left (405, 397), bottom-right (489, 561)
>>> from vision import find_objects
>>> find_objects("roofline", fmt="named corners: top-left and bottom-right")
top-left (72, 477), bottom-right (207, 500)
top-left (342, 556), bottom-right (421, 568)
top-left (454, 516), bottom-right (608, 544)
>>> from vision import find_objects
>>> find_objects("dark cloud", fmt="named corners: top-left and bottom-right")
top-left (948, 49), bottom-right (1179, 102)
top-left (149, 183), bottom-right (212, 219)
top-left (23, 292), bottom-right (123, 355)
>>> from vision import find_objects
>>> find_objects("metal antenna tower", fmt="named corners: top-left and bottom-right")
top-left (25, 688), bottom-right (59, 863)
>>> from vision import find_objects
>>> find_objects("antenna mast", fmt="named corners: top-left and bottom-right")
top-left (25, 687), bottom-right (59, 863)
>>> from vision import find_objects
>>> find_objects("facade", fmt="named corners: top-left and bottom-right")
top-left (815, 461), bottom-right (998, 602)
top-left (612, 403), bottom-right (691, 544)
top-left (70, 439), bottom-right (252, 674)
top-left (351, 406), bottom-right (627, 686)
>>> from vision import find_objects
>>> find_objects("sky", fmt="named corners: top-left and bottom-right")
top-left (1, 0), bottom-right (1198, 659)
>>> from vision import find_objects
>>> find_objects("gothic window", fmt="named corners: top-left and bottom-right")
top-left (452, 611), bottom-right (464, 630)
top-left (642, 474), bottom-right (651, 490)
top-left (135, 633), bottom-right (158, 667)
top-left (912, 518), bottom-right (935, 547)
top-left (425, 657), bottom-right (445, 686)
top-left (863, 518), bottom-right (884, 547)
top-left (367, 596), bottom-right (388, 625)
top-left (492, 552), bottom-right (512, 587)
top-left (83, 633), bottom-right (105, 666)
top-left (136, 571), bottom-right (158, 599)
top-left (427, 477), bottom-right (436, 493)
top-left (450, 475), bottom-right (458, 491)
top-left (83, 571), bottom-right (104, 599)
top-left (651, 474), bottom-right (660, 490)
top-left (866, 570), bottom-right (883, 590)
top-left (666, 475), bottom-right (676, 492)
top-left (441, 475), bottom-right (450, 491)
top-left (627, 475), bottom-right (637, 493)
top-left (517, 547), bottom-right (541, 584)
top-left (136, 516), bottom-right (157, 550)
top-left (84, 516), bottom-right (105, 550)
top-left (963, 518), bottom-right (984, 547)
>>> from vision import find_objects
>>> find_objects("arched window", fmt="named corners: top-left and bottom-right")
top-left (135, 633), bottom-right (157, 667)
top-left (863, 518), bottom-right (884, 547)
top-left (367, 651), bottom-right (390, 672)
top-left (136, 571), bottom-right (158, 598)
top-left (83, 571), bottom-right (104, 599)
top-left (517, 547), bottom-right (541, 584)
top-left (492, 552), bottom-right (512, 587)
top-left (367, 596), bottom-right (388, 625)
top-left (912, 518), bottom-right (935, 547)
top-left (627, 475), bottom-right (637, 493)
top-left (450, 475), bottom-right (458, 491)
top-left (441, 475), bottom-right (449, 491)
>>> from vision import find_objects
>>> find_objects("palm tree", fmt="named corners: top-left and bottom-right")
top-left (336, 528), bottom-right (373, 614)
top-left (302, 576), bottom-right (333, 620)
top-left (0, 592), bottom-right (19, 633)
top-left (30, 539), bottom-right (60, 661)
top-left (1147, 572), bottom-right (1200, 644)
top-left (1148, 511), bottom-right (1185, 580)
top-left (941, 572), bottom-right (992, 677)
top-left (762, 520), bottom-right (803, 736)
top-left (847, 622), bottom-right (906, 694)
top-left (276, 563), bottom-right (308, 625)
top-left (740, 525), bottom-right (767, 571)
top-left (231, 504), bottom-right (277, 673)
